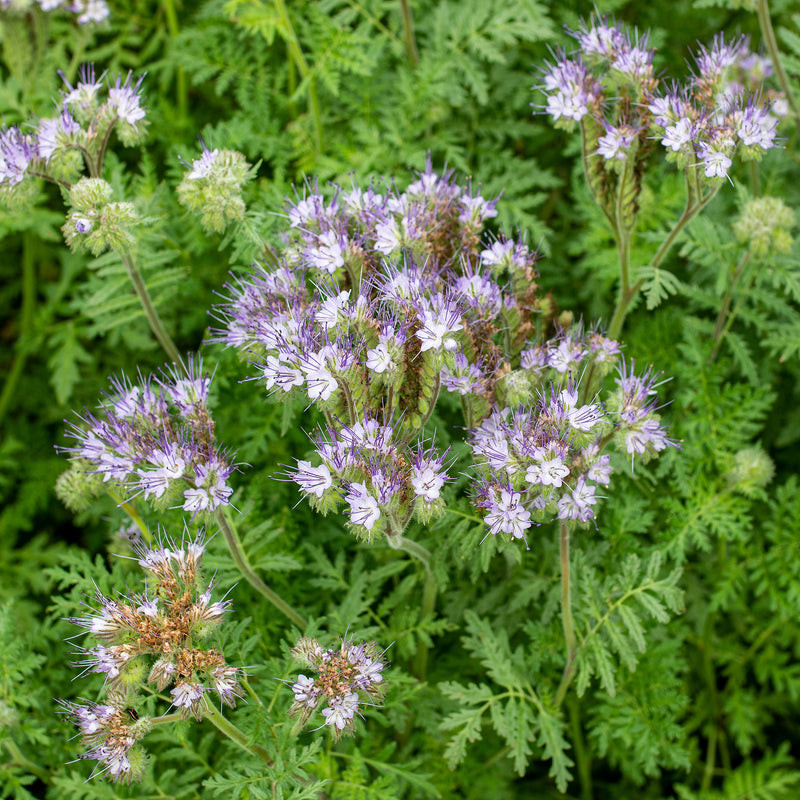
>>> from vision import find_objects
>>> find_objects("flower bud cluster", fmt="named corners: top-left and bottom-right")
top-left (60, 356), bottom-right (236, 518)
top-left (472, 359), bottom-right (675, 543)
top-left (63, 530), bottom-right (244, 781)
top-left (1, 0), bottom-right (109, 25)
top-left (733, 196), bottom-right (796, 258)
top-left (0, 64), bottom-right (146, 198)
top-left (288, 636), bottom-right (388, 742)
top-left (290, 416), bottom-right (451, 539)
top-left (213, 161), bottom-right (544, 442)
top-left (537, 15), bottom-right (782, 184)
top-left (58, 701), bottom-right (149, 783)
top-left (61, 177), bottom-right (139, 255)
top-left (177, 141), bottom-right (255, 233)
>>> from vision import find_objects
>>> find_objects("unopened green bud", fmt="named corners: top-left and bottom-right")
top-left (56, 461), bottom-right (103, 512)
top-left (734, 196), bottom-right (796, 259)
top-left (290, 636), bottom-right (323, 668)
top-left (726, 447), bottom-right (774, 496)
top-left (68, 177), bottom-right (112, 211)
top-left (496, 370), bottom-right (532, 407)
top-left (177, 146), bottom-right (253, 233)
top-left (121, 743), bottom-right (149, 785)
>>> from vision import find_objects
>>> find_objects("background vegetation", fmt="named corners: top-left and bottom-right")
top-left (2, 0), bottom-right (800, 798)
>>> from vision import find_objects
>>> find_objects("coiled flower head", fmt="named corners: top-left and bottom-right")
top-left (59, 356), bottom-right (237, 519)
top-left (62, 527), bottom-right (244, 781)
top-left (287, 635), bottom-right (389, 741)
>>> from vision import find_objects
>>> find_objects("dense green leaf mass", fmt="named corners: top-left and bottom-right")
top-left (2, 0), bottom-right (800, 798)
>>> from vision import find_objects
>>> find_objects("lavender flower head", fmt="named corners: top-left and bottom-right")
top-left (62, 528), bottom-right (245, 781)
top-left (289, 415), bottom-right (452, 539)
top-left (0, 64), bottom-right (147, 197)
top-left (59, 356), bottom-right (237, 518)
top-left (287, 635), bottom-right (389, 741)
top-left (537, 15), bottom-right (781, 184)
top-left (472, 358), bottom-right (675, 543)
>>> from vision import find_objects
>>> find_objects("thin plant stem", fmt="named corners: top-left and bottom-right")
top-left (756, 0), bottom-right (800, 121)
top-left (553, 522), bottom-right (577, 708)
top-left (201, 707), bottom-right (273, 765)
top-left (163, 0), bottom-right (189, 118)
top-left (399, 0), bottom-right (420, 66)
top-left (607, 176), bottom-right (720, 339)
top-left (217, 507), bottom-right (307, 630)
top-left (106, 487), bottom-right (151, 543)
top-left (385, 533), bottom-right (437, 679)
top-left (0, 233), bottom-right (36, 426)
top-left (3, 740), bottom-right (50, 784)
top-left (709, 251), bottom-right (751, 362)
top-left (241, 678), bottom-right (265, 707)
top-left (568, 695), bottom-right (593, 800)
top-left (273, 0), bottom-right (323, 154)
top-left (148, 712), bottom-right (184, 726)
top-left (120, 253), bottom-right (186, 374)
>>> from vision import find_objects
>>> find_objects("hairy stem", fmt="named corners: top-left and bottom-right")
top-left (217, 507), bottom-right (307, 629)
top-left (568, 695), bottom-right (593, 800)
top-left (607, 177), bottom-right (720, 339)
top-left (709, 251), bottom-right (751, 362)
top-left (399, 0), bottom-right (420, 66)
top-left (756, 0), bottom-right (800, 121)
top-left (385, 533), bottom-right (437, 679)
top-left (3, 740), bottom-right (50, 784)
top-left (273, 0), bottom-right (323, 154)
top-left (106, 487), bottom-right (151, 543)
top-left (120, 253), bottom-right (186, 374)
top-left (202, 706), bottom-right (273, 765)
top-left (163, 0), bottom-right (189, 118)
top-left (0, 233), bottom-right (36, 426)
top-left (553, 522), bottom-right (577, 708)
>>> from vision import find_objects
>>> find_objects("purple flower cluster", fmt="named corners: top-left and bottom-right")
top-left (649, 35), bottom-right (780, 178)
top-left (0, 64), bottom-right (146, 192)
top-left (63, 531), bottom-right (244, 781)
top-left (473, 360), bottom-right (674, 543)
top-left (290, 416), bottom-right (451, 538)
top-left (58, 701), bottom-right (145, 783)
top-left (213, 162), bottom-right (543, 444)
top-left (61, 357), bottom-right (236, 517)
top-left (537, 15), bottom-right (782, 181)
top-left (288, 636), bottom-right (388, 741)
top-left (2, 0), bottom-right (109, 25)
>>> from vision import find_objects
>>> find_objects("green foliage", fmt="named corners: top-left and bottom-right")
top-left (3, 1), bottom-right (800, 799)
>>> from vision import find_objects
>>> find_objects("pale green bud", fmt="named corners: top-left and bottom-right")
top-left (177, 147), bottom-right (253, 233)
top-left (55, 461), bottom-right (103, 512)
top-left (726, 447), bottom-right (774, 496)
top-left (496, 370), bottom-right (532, 407)
top-left (734, 196), bottom-right (796, 259)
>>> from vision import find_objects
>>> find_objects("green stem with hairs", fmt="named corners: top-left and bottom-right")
top-left (217, 507), bottom-right (307, 629)
top-left (756, 0), bottom-right (800, 121)
top-left (120, 253), bottom-right (186, 374)
top-left (385, 533), bottom-right (437, 679)
top-left (399, 0), bottom-right (420, 66)
top-left (201, 707), bottom-right (273, 764)
top-left (273, 0), bottom-right (323, 154)
top-left (553, 522), bottom-right (577, 709)
top-left (106, 487), bottom-right (151, 542)
top-left (0, 233), bottom-right (36, 427)
top-left (608, 175), bottom-right (720, 339)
